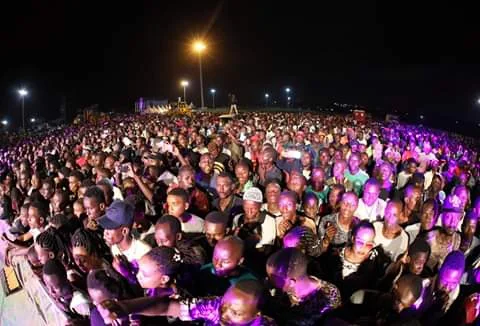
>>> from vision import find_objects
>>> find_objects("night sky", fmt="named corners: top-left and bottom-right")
top-left (1, 1), bottom-right (480, 128)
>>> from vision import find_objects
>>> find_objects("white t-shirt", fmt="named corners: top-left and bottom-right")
top-left (405, 223), bottom-right (421, 245)
top-left (354, 198), bottom-right (386, 222)
top-left (233, 213), bottom-right (277, 248)
top-left (373, 222), bottom-right (409, 261)
top-left (70, 290), bottom-right (91, 317)
top-left (111, 238), bottom-right (151, 263)
top-left (180, 213), bottom-right (204, 233)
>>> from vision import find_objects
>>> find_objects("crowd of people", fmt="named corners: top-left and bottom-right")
top-left (0, 111), bottom-right (480, 325)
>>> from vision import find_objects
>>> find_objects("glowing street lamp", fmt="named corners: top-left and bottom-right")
top-left (210, 89), bottom-right (216, 108)
top-left (18, 88), bottom-right (28, 130)
top-left (477, 98), bottom-right (480, 104)
top-left (30, 118), bottom-right (36, 123)
top-left (192, 40), bottom-right (207, 108)
top-left (265, 93), bottom-right (270, 106)
top-left (180, 80), bottom-right (189, 102)
top-left (285, 87), bottom-right (291, 107)
top-left (1, 120), bottom-right (8, 126)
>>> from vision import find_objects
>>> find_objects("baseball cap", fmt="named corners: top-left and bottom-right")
top-left (243, 187), bottom-right (263, 203)
top-left (442, 194), bottom-right (464, 213)
top-left (98, 200), bottom-right (134, 230)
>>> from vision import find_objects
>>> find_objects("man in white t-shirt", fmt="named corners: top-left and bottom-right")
top-left (98, 200), bottom-right (151, 264)
top-left (233, 187), bottom-right (276, 248)
top-left (354, 178), bottom-right (386, 222)
top-left (373, 200), bottom-right (409, 261)
top-left (167, 188), bottom-right (205, 233)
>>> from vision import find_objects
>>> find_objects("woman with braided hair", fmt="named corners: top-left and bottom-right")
top-left (71, 228), bottom-right (112, 274)
top-left (34, 227), bottom-right (72, 267)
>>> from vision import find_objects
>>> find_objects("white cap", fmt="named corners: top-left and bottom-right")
top-left (243, 187), bottom-right (263, 203)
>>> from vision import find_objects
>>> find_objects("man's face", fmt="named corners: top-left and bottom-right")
top-left (104, 157), bottom-right (115, 171)
top-left (463, 218), bottom-right (478, 239)
top-left (220, 288), bottom-right (259, 325)
top-left (339, 194), bottom-right (358, 219)
top-left (384, 202), bottom-right (401, 228)
top-left (348, 154), bottom-right (360, 173)
top-left (243, 201), bottom-right (261, 222)
top-left (43, 274), bottom-right (71, 301)
top-left (28, 207), bottom-right (42, 229)
top-left (333, 162), bottom-right (346, 178)
top-left (155, 224), bottom-right (177, 248)
top-left (420, 203), bottom-right (436, 230)
top-left (279, 195), bottom-right (297, 221)
top-left (204, 221), bottom-right (226, 247)
top-left (379, 164), bottom-right (392, 181)
top-left (311, 169), bottom-right (325, 190)
top-left (455, 188), bottom-right (469, 209)
top-left (352, 227), bottom-right (375, 257)
top-left (265, 184), bottom-right (281, 205)
top-left (83, 197), bottom-right (104, 221)
top-left (178, 171), bottom-right (195, 190)
top-left (19, 174), bottom-right (29, 189)
top-left (301, 152), bottom-right (312, 168)
top-left (362, 184), bottom-right (380, 206)
top-left (68, 176), bottom-right (80, 194)
top-left (103, 227), bottom-right (125, 247)
top-left (408, 252), bottom-right (428, 275)
top-left (51, 193), bottom-right (64, 214)
top-left (260, 152), bottom-right (273, 170)
top-left (442, 212), bottom-right (461, 235)
top-left (287, 175), bottom-right (305, 196)
top-left (407, 162), bottom-right (418, 174)
top-left (405, 189), bottom-right (421, 211)
top-left (40, 183), bottom-right (54, 200)
top-left (167, 195), bottom-right (187, 218)
top-left (216, 177), bottom-right (234, 200)
top-left (303, 197), bottom-right (319, 219)
top-left (199, 155), bottom-right (213, 174)
top-left (328, 188), bottom-right (342, 209)
top-left (319, 151), bottom-right (329, 165)
top-left (213, 243), bottom-right (242, 277)
top-left (438, 267), bottom-right (462, 292)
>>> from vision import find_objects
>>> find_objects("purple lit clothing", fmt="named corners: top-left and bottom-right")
top-left (179, 297), bottom-right (276, 326)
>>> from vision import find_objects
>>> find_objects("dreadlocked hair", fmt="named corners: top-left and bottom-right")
top-left (35, 228), bottom-right (72, 267)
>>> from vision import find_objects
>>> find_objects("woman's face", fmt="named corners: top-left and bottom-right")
top-left (235, 165), bottom-right (249, 186)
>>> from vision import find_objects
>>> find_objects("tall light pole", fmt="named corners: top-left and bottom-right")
top-left (285, 87), bottom-right (291, 107)
top-left (193, 40), bottom-right (206, 108)
top-left (180, 80), bottom-right (189, 102)
top-left (210, 89), bottom-right (216, 108)
top-left (265, 93), bottom-right (269, 106)
top-left (18, 89), bottom-right (28, 131)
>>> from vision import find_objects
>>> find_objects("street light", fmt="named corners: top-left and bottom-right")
top-left (30, 118), bottom-right (36, 123)
top-left (265, 93), bottom-right (269, 106)
top-left (1, 120), bottom-right (7, 126)
top-left (210, 89), bottom-right (216, 108)
top-left (285, 87), bottom-right (291, 107)
top-left (477, 98), bottom-right (480, 104)
top-left (18, 88), bottom-right (28, 130)
top-left (192, 40), bottom-right (206, 108)
top-left (180, 80), bottom-right (189, 102)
